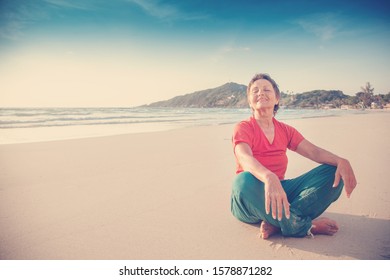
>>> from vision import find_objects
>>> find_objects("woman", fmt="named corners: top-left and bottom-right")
top-left (231, 73), bottom-right (357, 238)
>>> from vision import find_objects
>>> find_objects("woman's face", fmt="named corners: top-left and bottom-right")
top-left (248, 79), bottom-right (279, 112)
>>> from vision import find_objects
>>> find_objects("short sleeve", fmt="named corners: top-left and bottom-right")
top-left (232, 120), bottom-right (253, 151)
top-left (285, 124), bottom-right (305, 151)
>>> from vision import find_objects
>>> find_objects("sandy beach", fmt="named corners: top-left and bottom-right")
top-left (0, 111), bottom-right (389, 260)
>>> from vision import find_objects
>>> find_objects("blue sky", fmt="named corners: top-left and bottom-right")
top-left (0, 0), bottom-right (389, 107)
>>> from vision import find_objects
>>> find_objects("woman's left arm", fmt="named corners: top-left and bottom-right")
top-left (295, 139), bottom-right (357, 198)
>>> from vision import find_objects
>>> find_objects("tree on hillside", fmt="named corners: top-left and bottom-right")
top-left (383, 92), bottom-right (390, 104)
top-left (356, 82), bottom-right (374, 108)
top-left (283, 90), bottom-right (348, 108)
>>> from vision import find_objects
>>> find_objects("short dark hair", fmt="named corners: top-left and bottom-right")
top-left (247, 73), bottom-right (280, 114)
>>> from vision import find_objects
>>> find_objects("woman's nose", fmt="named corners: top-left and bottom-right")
top-left (258, 90), bottom-right (265, 96)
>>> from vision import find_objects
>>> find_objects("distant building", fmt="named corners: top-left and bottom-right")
top-left (321, 103), bottom-right (336, 109)
top-left (371, 102), bottom-right (382, 109)
top-left (341, 105), bottom-right (354, 110)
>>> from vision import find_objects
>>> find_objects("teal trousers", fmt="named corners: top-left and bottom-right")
top-left (231, 164), bottom-right (344, 237)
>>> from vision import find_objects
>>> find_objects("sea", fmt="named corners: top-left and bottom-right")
top-left (0, 107), bottom-right (365, 144)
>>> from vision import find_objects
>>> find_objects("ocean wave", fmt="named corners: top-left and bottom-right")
top-left (0, 107), bottom-right (355, 130)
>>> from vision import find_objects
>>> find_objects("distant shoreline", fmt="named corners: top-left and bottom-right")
top-left (1, 108), bottom-right (389, 145)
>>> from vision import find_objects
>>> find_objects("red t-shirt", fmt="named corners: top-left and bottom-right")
top-left (232, 117), bottom-right (305, 180)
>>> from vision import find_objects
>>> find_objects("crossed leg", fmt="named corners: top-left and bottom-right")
top-left (259, 217), bottom-right (339, 239)
top-left (232, 164), bottom-right (344, 238)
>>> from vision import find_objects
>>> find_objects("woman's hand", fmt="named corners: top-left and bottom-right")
top-left (296, 140), bottom-right (357, 198)
top-left (264, 172), bottom-right (290, 221)
top-left (333, 158), bottom-right (357, 198)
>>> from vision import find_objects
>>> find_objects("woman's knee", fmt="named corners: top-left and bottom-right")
top-left (305, 164), bottom-right (344, 190)
top-left (232, 172), bottom-right (263, 197)
top-left (316, 164), bottom-right (344, 199)
top-left (314, 164), bottom-right (337, 177)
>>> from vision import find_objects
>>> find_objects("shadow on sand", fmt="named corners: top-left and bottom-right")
top-left (251, 212), bottom-right (390, 259)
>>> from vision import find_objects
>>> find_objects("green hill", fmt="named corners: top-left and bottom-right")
top-left (145, 82), bottom-right (248, 108)
top-left (143, 82), bottom-right (387, 109)
top-left (281, 90), bottom-right (349, 109)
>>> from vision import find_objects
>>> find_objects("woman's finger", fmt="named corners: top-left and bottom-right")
top-left (265, 192), bottom-right (270, 215)
top-left (271, 196), bottom-right (277, 219)
top-left (277, 197), bottom-right (283, 221)
top-left (283, 198), bottom-right (290, 219)
top-left (333, 169), bottom-right (341, 187)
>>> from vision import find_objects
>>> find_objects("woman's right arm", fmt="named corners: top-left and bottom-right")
top-left (235, 142), bottom-right (290, 221)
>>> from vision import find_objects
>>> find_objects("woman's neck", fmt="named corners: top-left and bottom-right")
top-left (253, 110), bottom-right (274, 128)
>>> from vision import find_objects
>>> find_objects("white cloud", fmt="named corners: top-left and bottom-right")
top-left (295, 13), bottom-right (342, 41)
top-left (0, 19), bottom-right (24, 40)
top-left (0, 3), bottom-right (49, 40)
top-left (128, 0), bottom-right (177, 19)
top-left (0, 0), bottom-right (97, 41)
top-left (43, 0), bottom-right (95, 10)
top-left (126, 0), bottom-right (208, 21)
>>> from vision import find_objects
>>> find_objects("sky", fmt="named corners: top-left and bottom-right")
top-left (0, 0), bottom-right (389, 107)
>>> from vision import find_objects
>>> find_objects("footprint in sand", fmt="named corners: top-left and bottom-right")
top-left (288, 247), bottom-right (295, 256)
top-left (269, 242), bottom-right (284, 252)
top-left (268, 242), bottom-right (295, 256)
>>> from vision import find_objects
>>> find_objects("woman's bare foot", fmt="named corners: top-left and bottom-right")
top-left (259, 221), bottom-right (281, 239)
top-left (311, 217), bottom-right (339, 236)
